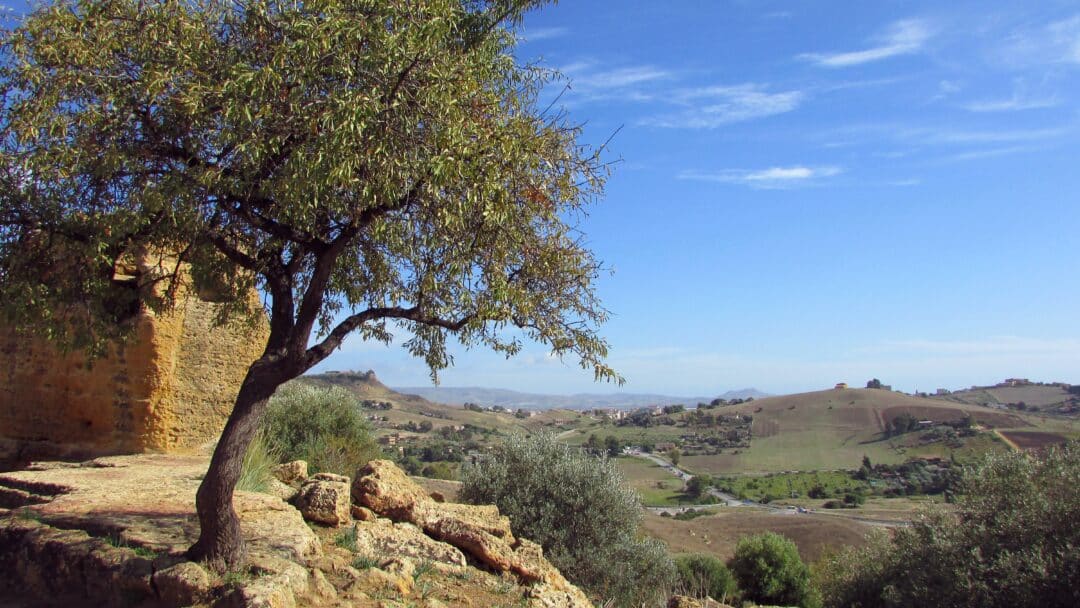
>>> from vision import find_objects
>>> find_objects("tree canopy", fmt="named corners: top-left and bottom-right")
top-left (0, 0), bottom-right (616, 383)
top-left (0, 0), bottom-right (618, 566)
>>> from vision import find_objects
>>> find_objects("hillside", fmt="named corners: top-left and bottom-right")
top-left (391, 385), bottom-right (768, 410)
top-left (929, 381), bottom-right (1078, 416)
top-left (297, 370), bottom-right (593, 441)
top-left (563, 388), bottom-right (1078, 475)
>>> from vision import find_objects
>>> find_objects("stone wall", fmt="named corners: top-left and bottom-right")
top-left (0, 270), bottom-right (269, 460)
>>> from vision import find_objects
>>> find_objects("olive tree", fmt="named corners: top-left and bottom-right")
top-left (0, 0), bottom-right (618, 568)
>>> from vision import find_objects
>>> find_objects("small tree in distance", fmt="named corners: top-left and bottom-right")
top-left (0, 0), bottom-right (618, 568)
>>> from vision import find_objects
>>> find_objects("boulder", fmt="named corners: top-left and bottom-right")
top-left (295, 478), bottom-right (351, 526)
top-left (354, 520), bottom-right (467, 567)
top-left (272, 461), bottom-right (308, 485)
top-left (152, 561), bottom-right (212, 606)
top-left (311, 472), bottom-right (349, 484)
top-left (351, 460), bottom-right (432, 520)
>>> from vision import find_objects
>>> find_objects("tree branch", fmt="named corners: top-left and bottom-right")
top-left (302, 305), bottom-right (475, 370)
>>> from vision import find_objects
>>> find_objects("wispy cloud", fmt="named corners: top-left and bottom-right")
top-left (963, 96), bottom-right (1059, 112)
top-left (919, 126), bottom-right (1067, 145)
top-left (679, 165), bottom-right (842, 189)
top-left (641, 84), bottom-right (803, 129)
top-left (560, 61), bottom-right (671, 93)
top-left (520, 26), bottom-right (568, 42)
top-left (800, 19), bottom-right (932, 67)
top-left (997, 15), bottom-right (1080, 67)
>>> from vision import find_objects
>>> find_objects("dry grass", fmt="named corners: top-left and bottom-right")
top-left (642, 508), bottom-right (872, 564)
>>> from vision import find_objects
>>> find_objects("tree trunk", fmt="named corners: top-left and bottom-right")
top-left (187, 359), bottom-right (287, 570)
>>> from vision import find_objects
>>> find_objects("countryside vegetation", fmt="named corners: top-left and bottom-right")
top-left (0, 1), bottom-right (1078, 607)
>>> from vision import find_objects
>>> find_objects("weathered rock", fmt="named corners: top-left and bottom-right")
top-left (351, 459), bottom-right (590, 606)
top-left (311, 472), bottom-right (349, 484)
top-left (351, 504), bottom-right (377, 521)
top-left (267, 479), bottom-right (298, 502)
top-left (352, 460), bottom-right (432, 519)
top-left (152, 561), bottom-right (212, 606)
top-left (424, 517), bottom-right (517, 574)
top-left (295, 478), bottom-right (351, 526)
top-left (272, 461), bottom-right (308, 485)
top-left (310, 568), bottom-right (337, 599)
top-left (412, 501), bottom-right (515, 542)
top-left (348, 567), bottom-right (413, 597)
top-left (354, 520), bottom-right (467, 567)
top-left (515, 539), bottom-right (592, 608)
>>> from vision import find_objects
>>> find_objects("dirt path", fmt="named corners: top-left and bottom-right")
top-left (994, 429), bottom-right (1021, 451)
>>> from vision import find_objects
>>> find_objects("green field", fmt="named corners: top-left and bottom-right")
top-left (614, 456), bottom-right (688, 506)
top-left (713, 470), bottom-right (862, 502)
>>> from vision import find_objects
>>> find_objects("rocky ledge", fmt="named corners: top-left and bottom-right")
top-left (0, 455), bottom-right (591, 607)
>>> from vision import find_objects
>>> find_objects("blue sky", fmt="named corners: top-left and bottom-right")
top-left (343, 0), bottom-right (1080, 396)
top-left (6, 2), bottom-right (1080, 396)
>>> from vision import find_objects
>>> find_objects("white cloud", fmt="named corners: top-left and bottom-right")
top-left (520, 26), bottom-right (568, 42)
top-left (964, 97), bottom-right (1058, 112)
top-left (800, 19), bottom-right (932, 67)
top-left (678, 165), bottom-right (842, 189)
top-left (641, 84), bottom-right (803, 128)
top-left (997, 15), bottom-right (1080, 67)
top-left (560, 61), bottom-right (671, 92)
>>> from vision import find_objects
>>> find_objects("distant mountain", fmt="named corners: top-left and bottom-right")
top-left (389, 385), bottom-right (769, 410)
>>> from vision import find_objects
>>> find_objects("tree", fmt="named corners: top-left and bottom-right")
top-left (668, 447), bottom-right (681, 466)
top-left (816, 442), bottom-right (1080, 608)
top-left (460, 433), bottom-right (676, 606)
top-left (0, 0), bottom-right (618, 568)
top-left (604, 434), bottom-right (621, 457)
top-left (729, 532), bottom-right (818, 608)
top-left (867, 378), bottom-right (883, 389)
top-left (675, 554), bottom-right (738, 602)
top-left (686, 474), bottom-right (712, 499)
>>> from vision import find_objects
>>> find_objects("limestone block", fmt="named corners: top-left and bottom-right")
top-left (271, 461), bottom-right (308, 485)
top-left (295, 479), bottom-right (351, 526)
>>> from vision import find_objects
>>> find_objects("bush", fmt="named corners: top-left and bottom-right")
top-left (730, 532), bottom-right (818, 608)
top-left (675, 554), bottom-right (737, 602)
top-left (816, 442), bottom-right (1080, 608)
top-left (459, 433), bottom-right (677, 606)
top-left (261, 383), bottom-right (382, 476)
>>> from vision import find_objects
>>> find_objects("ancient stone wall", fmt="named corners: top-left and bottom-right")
top-left (0, 275), bottom-right (268, 460)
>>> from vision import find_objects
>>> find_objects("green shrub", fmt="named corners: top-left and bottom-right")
top-left (730, 532), bottom-right (818, 608)
top-left (262, 383), bottom-right (382, 476)
top-left (237, 432), bottom-right (278, 493)
top-left (459, 432), bottom-right (677, 607)
top-left (816, 442), bottom-right (1080, 608)
top-left (675, 554), bottom-right (737, 602)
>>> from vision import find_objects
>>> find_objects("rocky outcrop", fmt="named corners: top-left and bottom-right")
top-left (152, 561), bottom-right (213, 606)
top-left (352, 519), bottom-right (467, 566)
top-left (351, 459), bottom-right (593, 607)
top-left (0, 454), bottom-right (593, 608)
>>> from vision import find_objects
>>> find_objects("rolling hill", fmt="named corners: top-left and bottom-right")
top-left (389, 385), bottom-right (768, 410)
top-left (929, 382), bottom-right (1077, 416)
top-left (296, 370), bottom-right (593, 440)
top-left (563, 387), bottom-right (1078, 475)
